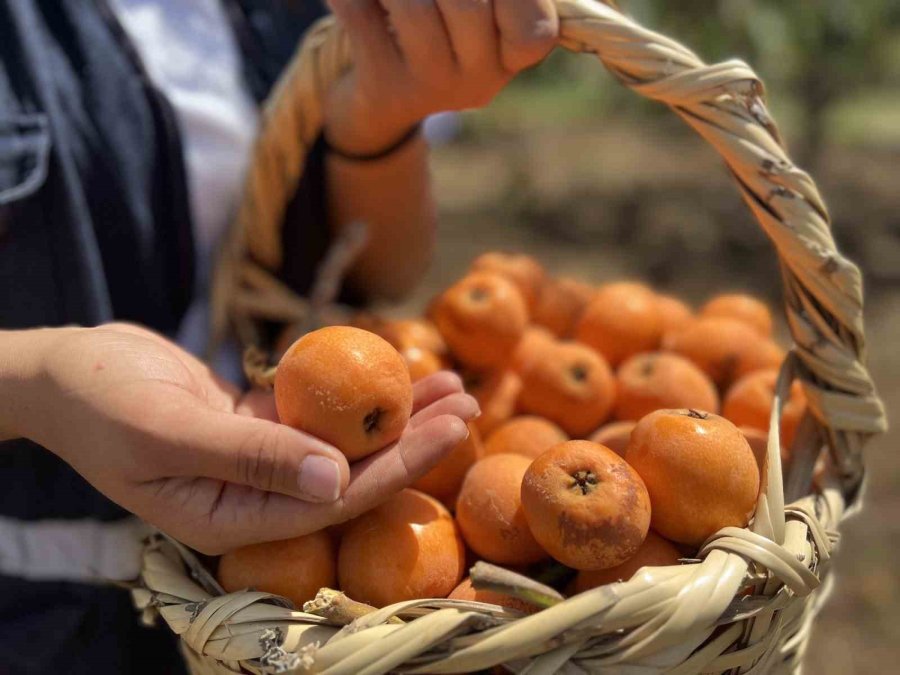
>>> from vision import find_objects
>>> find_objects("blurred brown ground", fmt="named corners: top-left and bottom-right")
top-left (388, 117), bottom-right (900, 672)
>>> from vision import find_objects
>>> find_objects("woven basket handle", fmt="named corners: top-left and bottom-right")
top-left (216, 0), bottom-right (885, 500)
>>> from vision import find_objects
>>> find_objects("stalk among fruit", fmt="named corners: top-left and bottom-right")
top-left (226, 251), bottom-right (808, 612)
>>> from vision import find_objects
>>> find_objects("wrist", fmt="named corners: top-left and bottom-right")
top-left (324, 123), bottom-right (422, 162)
top-left (325, 111), bottom-right (421, 160)
top-left (0, 327), bottom-right (73, 441)
top-left (324, 76), bottom-right (424, 158)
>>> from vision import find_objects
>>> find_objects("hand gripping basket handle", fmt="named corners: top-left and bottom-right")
top-left (216, 0), bottom-right (885, 503)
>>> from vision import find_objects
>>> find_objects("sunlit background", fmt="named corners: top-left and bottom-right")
top-left (391, 2), bottom-right (900, 672)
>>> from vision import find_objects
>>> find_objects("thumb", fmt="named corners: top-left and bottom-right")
top-left (161, 405), bottom-right (351, 503)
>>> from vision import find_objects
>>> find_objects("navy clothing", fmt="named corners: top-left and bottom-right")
top-left (0, 1), bottom-right (329, 672)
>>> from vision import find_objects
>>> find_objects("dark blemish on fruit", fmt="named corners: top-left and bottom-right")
top-left (640, 356), bottom-right (656, 377)
top-left (557, 511), bottom-right (641, 554)
top-left (610, 463), bottom-right (641, 512)
top-left (364, 407), bottom-right (384, 434)
top-left (570, 363), bottom-right (589, 382)
top-left (570, 470), bottom-right (599, 495)
top-left (469, 286), bottom-right (489, 302)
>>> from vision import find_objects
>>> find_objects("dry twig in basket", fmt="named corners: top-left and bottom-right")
top-left (304, 588), bottom-right (404, 626)
top-left (241, 220), bottom-right (369, 385)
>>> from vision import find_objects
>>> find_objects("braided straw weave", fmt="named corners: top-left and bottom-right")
top-left (149, 0), bottom-right (887, 672)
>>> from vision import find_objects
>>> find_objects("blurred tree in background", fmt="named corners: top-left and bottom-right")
top-left (471, 0), bottom-right (900, 171)
top-left (443, 1), bottom-right (900, 295)
top-left (634, 0), bottom-right (898, 168)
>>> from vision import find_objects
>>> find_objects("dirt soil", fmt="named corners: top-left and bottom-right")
top-left (386, 121), bottom-right (900, 673)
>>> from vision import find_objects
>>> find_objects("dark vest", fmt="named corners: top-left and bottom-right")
top-left (0, 2), bottom-right (329, 672)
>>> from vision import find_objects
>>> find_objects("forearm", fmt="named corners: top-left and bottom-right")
top-left (0, 328), bottom-right (62, 441)
top-left (325, 133), bottom-right (437, 300)
top-left (319, 0), bottom-right (556, 300)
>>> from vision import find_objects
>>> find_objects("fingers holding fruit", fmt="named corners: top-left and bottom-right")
top-left (189, 405), bottom-right (473, 553)
top-left (144, 405), bottom-right (352, 504)
top-left (335, 411), bottom-right (473, 519)
top-left (26, 322), bottom-right (479, 555)
top-left (223, 328), bottom-right (479, 545)
top-left (411, 369), bottom-right (466, 408)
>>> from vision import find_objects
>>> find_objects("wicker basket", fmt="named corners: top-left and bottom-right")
top-left (134, 1), bottom-right (887, 672)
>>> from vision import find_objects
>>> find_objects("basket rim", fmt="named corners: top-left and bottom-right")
top-left (135, 485), bottom-right (843, 674)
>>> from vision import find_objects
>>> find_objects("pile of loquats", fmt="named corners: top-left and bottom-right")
top-left (217, 253), bottom-right (812, 616)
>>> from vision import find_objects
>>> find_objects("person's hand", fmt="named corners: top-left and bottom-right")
top-left (13, 323), bottom-right (478, 554)
top-left (324, 0), bottom-right (558, 155)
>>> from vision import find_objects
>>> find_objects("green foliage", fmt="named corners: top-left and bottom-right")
top-left (475, 1), bottom-right (899, 162)
top-left (619, 0), bottom-right (896, 99)
top-left (654, 0), bottom-right (898, 163)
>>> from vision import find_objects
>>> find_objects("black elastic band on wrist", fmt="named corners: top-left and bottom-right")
top-left (324, 123), bottom-right (423, 162)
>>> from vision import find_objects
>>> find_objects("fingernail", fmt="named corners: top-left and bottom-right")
top-left (446, 371), bottom-right (464, 388)
top-left (467, 396), bottom-right (482, 419)
top-left (450, 417), bottom-right (470, 443)
top-left (298, 455), bottom-right (342, 503)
